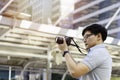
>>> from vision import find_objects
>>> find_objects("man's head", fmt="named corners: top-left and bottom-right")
top-left (82, 24), bottom-right (107, 49)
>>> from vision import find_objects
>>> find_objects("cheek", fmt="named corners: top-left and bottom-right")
top-left (87, 38), bottom-right (94, 43)
top-left (88, 38), bottom-right (96, 45)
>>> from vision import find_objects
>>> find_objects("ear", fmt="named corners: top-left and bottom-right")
top-left (97, 33), bottom-right (102, 41)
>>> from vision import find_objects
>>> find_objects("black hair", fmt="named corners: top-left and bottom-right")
top-left (82, 24), bottom-right (107, 41)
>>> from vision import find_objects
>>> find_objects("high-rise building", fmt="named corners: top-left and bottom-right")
top-left (16, 0), bottom-right (61, 24)
top-left (0, 0), bottom-right (19, 17)
top-left (73, 0), bottom-right (99, 28)
top-left (0, 0), bottom-right (18, 11)
top-left (0, 0), bottom-right (74, 26)
top-left (73, 0), bottom-right (120, 39)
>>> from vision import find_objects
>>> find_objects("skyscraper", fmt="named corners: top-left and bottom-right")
top-left (16, 0), bottom-right (61, 24)
top-left (73, 0), bottom-right (120, 39)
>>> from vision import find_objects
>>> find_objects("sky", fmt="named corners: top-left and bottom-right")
top-left (61, 0), bottom-right (74, 17)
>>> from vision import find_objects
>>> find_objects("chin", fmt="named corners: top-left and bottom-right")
top-left (85, 47), bottom-right (89, 50)
top-left (85, 45), bottom-right (89, 49)
top-left (86, 46), bottom-right (91, 50)
top-left (86, 47), bottom-right (89, 50)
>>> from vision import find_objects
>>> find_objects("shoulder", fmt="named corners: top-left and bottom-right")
top-left (81, 47), bottom-right (111, 70)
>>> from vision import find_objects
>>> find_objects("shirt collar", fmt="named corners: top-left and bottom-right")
top-left (89, 43), bottom-right (106, 52)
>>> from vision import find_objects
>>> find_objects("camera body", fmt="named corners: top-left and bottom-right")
top-left (55, 36), bottom-right (73, 46)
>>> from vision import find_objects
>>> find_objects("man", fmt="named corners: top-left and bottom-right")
top-left (57, 24), bottom-right (112, 80)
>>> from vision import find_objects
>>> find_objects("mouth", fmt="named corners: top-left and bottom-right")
top-left (85, 43), bottom-right (88, 46)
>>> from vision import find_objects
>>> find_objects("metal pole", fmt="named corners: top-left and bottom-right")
top-left (61, 70), bottom-right (68, 80)
top-left (20, 61), bottom-right (41, 80)
top-left (105, 7), bottom-right (120, 29)
top-left (9, 66), bottom-right (12, 80)
top-left (43, 69), bottom-right (47, 80)
top-left (46, 45), bottom-right (52, 80)
top-left (0, 0), bottom-right (14, 14)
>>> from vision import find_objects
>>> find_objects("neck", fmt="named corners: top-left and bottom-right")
top-left (96, 40), bottom-right (103, 45)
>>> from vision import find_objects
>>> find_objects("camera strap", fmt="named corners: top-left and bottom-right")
top-left (71, 39), bottom-right (85, 55)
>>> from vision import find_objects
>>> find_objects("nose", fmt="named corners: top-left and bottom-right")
top-left (83, 38), bottom-right (86, 43)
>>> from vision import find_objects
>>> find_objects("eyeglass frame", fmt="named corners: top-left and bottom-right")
top-left (83, 34), bottom-right (95, 40)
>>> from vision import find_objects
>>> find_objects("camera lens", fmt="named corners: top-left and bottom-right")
top-left (55, 36), bottom-right (73, 46)
top-left (55, 37), bottom-right (64, 44)
top-left (65, 36), bottom-right (73, 46)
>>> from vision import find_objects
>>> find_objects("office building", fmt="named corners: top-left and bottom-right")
top-left (73, 0), bottom-right (120, 38)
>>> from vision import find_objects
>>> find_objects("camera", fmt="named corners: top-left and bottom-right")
top-left (55, 36), bottom-right (73, 46)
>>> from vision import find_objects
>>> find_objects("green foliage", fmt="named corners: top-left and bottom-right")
top-left (111, 77), bottom-right (120, 80)
top-left (52, 73), bottom-right (62, 80)
top-left (65, 75), bottom-right (78, 80)
top-left (52, 73), bottom-right (120, 80)
top-left (52, 73), bottom-right (78, 80)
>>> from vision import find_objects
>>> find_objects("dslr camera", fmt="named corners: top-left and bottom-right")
top-left (55, 36), bottom-right (73, 46)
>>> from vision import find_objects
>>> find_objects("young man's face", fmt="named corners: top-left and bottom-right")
top-left (83, 31), bottom-right (98, 49)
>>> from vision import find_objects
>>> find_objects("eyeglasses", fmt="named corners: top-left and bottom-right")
top-left (83, 34), bottom-right (94, 40)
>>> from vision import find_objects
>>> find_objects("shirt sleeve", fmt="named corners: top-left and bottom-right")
top-left (81, 49), bottom-right (108, 70)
